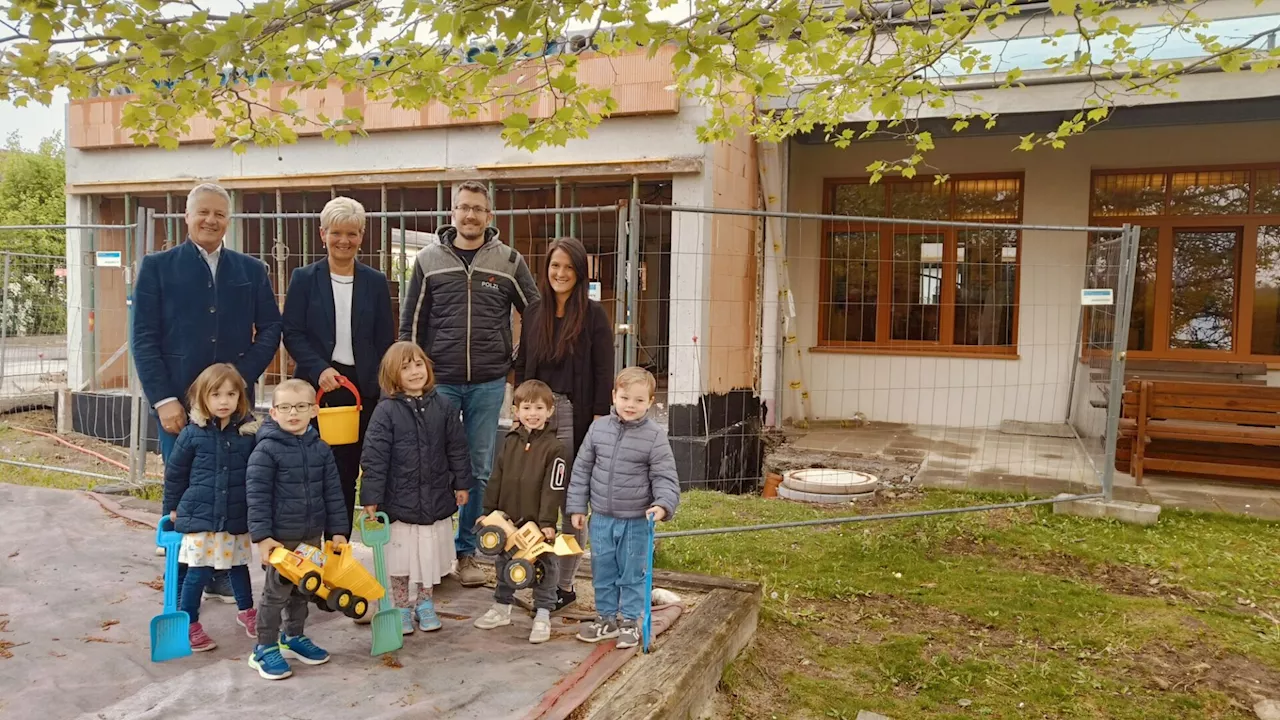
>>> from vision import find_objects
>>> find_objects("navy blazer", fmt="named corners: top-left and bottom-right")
top-left (132, 239), bottom-right (282, 408)
top-left (282, 259), bottom-right (394, 404)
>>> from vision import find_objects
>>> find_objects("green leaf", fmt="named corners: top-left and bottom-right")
top-left (29, 15), bottom-right (54, 42)
top-left (502, 112), bottom-right (530, 129)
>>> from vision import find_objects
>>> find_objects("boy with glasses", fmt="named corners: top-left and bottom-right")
top-left (245, 379), bottom-right (349, 680)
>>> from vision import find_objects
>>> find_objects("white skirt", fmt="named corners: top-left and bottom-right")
top-left (178, 531), bottom-right (253, 569)
top-left (385, 518), bottom-right (456, 587)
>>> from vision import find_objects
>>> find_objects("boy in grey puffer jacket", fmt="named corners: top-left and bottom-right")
top-left (567, 367), bottom-right (680, 649)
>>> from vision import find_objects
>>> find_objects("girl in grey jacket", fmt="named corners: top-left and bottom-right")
top-left (567, 367), bottom-right (680, 649)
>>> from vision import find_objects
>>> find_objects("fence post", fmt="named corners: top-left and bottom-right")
top-left (1100, 223), bottom-right (1141, 501)
top-left (614, 202), bottom-right (629, 372)
top-left (0, 253), bottom-right (11, 389)
top-left (625, 180), bottom-right (641, 368)
top-left (126, 208), bottom-right (150, 486)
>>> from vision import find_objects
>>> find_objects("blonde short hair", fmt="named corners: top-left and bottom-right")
top-left (614, 366), bottom-right (656, 398)
top-left (320, 196), bottom-right (367, 231)
top-left (273, 378), bottom-right (317, 404)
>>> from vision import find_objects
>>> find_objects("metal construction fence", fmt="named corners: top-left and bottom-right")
top-left (0, 199), bottom-right (1140, 531)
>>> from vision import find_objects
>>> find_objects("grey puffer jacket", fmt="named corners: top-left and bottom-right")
top-left (397, 226), bottom-right (539, 385)
top-left (566, 411), bottom-right (681, 521)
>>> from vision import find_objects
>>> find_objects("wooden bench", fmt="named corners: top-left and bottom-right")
top-left (1118, 380), bottom-right (1280, 485)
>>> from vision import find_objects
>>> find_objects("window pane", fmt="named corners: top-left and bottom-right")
top-left (890, 233), bottom-right (943, 342)
top-left (1169, 170), bottom-right (1250, 215)
top-left (1256, 170), bottom-right (1280, 214)
top-left (1128, 228), bottom-right (1160, 352)
top-left (955, 229), bottom-right (1018, 347)
top-left (954, 178), bottom-right (1021, 220)
top-left (890, 182), bottom-right (949, 220)
top-left (826, 232), bottom-right (879, 342)
top-left (1169, 229), bottom-right (1238, 351)
top-left (1253, 226), bottom-right (1280, 356)
top-left (832, 184), bottom-right (886, 217)
top-left (1092, 174), bottom-right (1166, 216)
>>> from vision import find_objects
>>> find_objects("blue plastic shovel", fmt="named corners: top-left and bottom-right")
top-left (643, 516), bottom-right (656, 653)
top-left (150, 516), bottom-right (191, 662)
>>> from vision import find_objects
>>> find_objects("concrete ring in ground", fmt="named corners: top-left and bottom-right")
top-left (783, 468), bottom-right (880, 495)
top-left (777, 483), bottom-right (876, 504)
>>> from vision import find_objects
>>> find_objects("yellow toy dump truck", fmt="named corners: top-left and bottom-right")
top-left (268, 541), bottom-right (385, 620)
top-left (473, 510), bottom-right (583, 590)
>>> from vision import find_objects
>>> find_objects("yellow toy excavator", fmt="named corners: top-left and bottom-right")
top-left (268, 541), bottom-right (385, 620)
top-left (473, 510), bottom-right (583, 589)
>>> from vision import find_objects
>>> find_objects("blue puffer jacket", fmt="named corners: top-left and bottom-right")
top-left (162, 414), bottom-right (259, 535)
top-left (246, 419), bottom-right (349, 543)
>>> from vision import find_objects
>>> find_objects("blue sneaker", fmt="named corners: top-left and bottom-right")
top-left (278, 634), bottom-right (330, 666)
top-left (400, 608), bottom-right (416, 635)
top-left (248, 644), bottom-right (292, 680)
top-left (416, 598), bottom-right (442, 632)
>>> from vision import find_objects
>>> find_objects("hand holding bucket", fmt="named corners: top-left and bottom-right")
top-left (315, 375), bottom-right (362, 446)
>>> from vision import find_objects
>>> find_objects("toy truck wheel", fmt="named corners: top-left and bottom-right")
top-left (347, 596), bottom-right (369, 619)
top-left (506, 558), bottom-right (535, 590)
top-left (477, 525), bottom-right (507, 556)
top-left (300, 571), bottom-right (322, 596)
top-left (327, 588), bottom-right (353, 613)
top-left (533, 558), bottom-right (548, 586)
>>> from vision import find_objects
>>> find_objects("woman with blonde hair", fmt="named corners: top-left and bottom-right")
top-left (282, 196), bottom-right (395, 537)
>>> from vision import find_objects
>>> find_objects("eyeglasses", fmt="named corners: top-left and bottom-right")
top-left (274, 402), bottom-right (315, 414)
top-left (454, 204), bottom-right (490, 216)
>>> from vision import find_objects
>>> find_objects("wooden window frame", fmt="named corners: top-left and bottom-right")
top-left (817, 173), bottom-right (1024, 359)
top-left (1089, 163), bottom-right (1280, 363)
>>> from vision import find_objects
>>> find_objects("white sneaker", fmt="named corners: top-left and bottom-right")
top-left (530, 616), bottom-right (551, 644)
top-left (473, 604), bottom-right (512, 630)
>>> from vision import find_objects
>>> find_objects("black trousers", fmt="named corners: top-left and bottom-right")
top-left (314, 362), bottom-right (374, 539)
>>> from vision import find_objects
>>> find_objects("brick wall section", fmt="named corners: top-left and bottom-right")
top-left (68, 48), bottom-right (681, 150)
top-left (705, 126), bottom-right (758, 393)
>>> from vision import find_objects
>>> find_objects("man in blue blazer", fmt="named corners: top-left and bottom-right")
top-left (131, 182), bottom-right (283, 601)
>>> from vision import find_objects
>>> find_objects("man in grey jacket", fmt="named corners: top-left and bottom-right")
top-left (567, 366), bottom-right (680, 649)
top-left (399, 180), bottom-right (539, 586)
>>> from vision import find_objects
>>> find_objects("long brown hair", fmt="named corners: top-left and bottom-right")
top-left (531, 237), bottom-right (590, 365)
top-left (378, 341), bottom-right (436, 396)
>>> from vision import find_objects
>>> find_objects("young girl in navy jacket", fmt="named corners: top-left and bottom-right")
top-left (162, 363), bottom-right (260, 652)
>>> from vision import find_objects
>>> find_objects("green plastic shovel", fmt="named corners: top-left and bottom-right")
top-left (358, 511), bottom-right (403, 656)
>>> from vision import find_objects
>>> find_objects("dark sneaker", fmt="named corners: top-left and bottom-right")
top-left (248, 644), bottom-right (292, 680)
top-left (204, 572), bottom-right (237, 604)
top-left (616, 620), bottom-right (640, 649)
top-left (278, 634), bottom-right (330, 666)
top-left (552, 587), bottom-right (577, 613)
top-left (575, 617), bottom-right (619, 643)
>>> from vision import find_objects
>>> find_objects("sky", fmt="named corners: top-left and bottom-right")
top-left (0, 0), bottom-right (696, 152)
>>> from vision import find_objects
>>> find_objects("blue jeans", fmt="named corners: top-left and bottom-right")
top-left (588, 515), bottom-right (651, 622)
top-left (180, 564), bottom-right (253, 622)
top-left (436, 376), bottom-right (507, 557)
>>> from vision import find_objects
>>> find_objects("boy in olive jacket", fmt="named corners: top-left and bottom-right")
top-left (473, 379), bottom-right (570, 644)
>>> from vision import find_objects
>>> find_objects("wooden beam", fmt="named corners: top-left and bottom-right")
top-left (66, 157), bottom-right (704, 196)
top-left (583, 586), bottom-right (761, 720)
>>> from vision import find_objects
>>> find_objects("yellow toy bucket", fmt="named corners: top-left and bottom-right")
top-left (315, 376), bottom-right (362, 446)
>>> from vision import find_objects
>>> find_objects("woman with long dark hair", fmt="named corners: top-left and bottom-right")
top-left (514, 236), bottom-right (614, 612)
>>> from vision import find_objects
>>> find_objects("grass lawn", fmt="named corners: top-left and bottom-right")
top-left (657, 490), bottom-right (1280, 720)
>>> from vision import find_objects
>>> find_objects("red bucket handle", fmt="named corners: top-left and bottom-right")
top-left (315, 375), bottom-right (362, 411)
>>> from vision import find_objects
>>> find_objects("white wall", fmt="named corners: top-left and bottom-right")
top-left (784, 119), bottom-right (1280, 428)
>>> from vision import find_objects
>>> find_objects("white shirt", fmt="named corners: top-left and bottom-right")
top-left (155, 241), bottom-right (223, 410)
top-left (331, 274), bottom-right (355, 366)
top-left (197, 241), bottom-right (221, 280)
